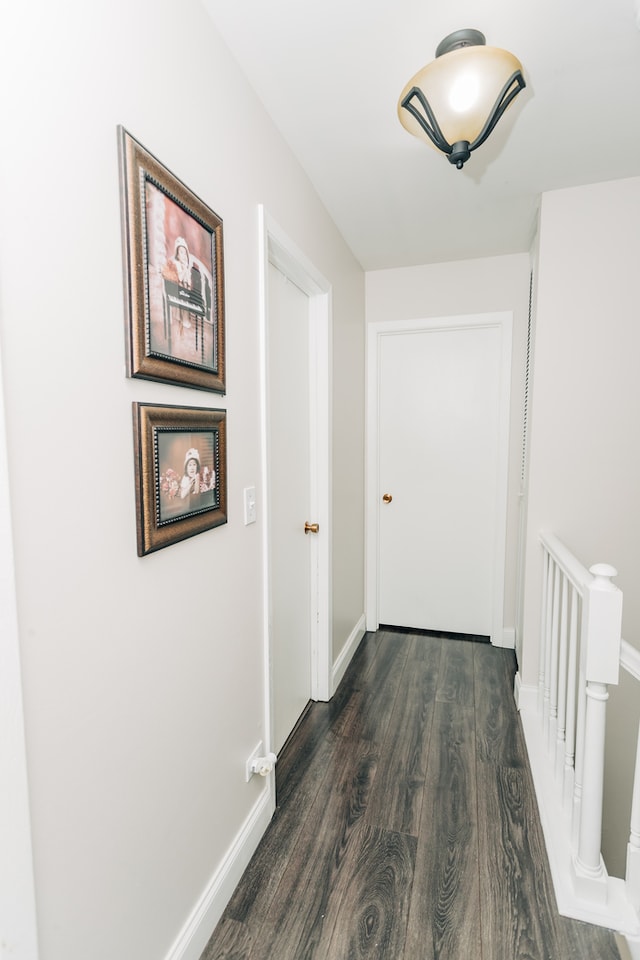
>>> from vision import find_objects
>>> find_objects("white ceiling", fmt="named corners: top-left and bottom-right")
top-left (202, 0), bottom-right (640, 270)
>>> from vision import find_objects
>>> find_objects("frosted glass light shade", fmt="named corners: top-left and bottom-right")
top-left (398, 35), bottom-right (525, 168)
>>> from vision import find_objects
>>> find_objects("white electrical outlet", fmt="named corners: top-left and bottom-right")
top-left (243, 486), bottom-right (257, 525)
top-left (245, 741), bottom-right (264, 781)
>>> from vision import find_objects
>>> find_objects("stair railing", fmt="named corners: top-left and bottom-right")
top-left (518, 531), bottom-right (640, 948)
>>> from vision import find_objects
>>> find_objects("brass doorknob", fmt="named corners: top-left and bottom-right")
top-left (382, 493), bottom-right (393, 503)
top-left (304, 522), bottom-right (320, 534)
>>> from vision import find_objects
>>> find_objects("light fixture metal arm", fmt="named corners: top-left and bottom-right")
top-left (467, 70), bottom-right (526, 154)
top-left (400, 86), bottom-right (454, 157)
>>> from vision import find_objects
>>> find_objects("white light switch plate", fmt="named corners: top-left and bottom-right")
top-left (243, 486), bottom-right (257, 525)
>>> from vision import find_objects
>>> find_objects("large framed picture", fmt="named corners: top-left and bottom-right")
top-left (132, 402), bottom-right (227, 556)
top-left (119, 127), bottom-right (225, 393)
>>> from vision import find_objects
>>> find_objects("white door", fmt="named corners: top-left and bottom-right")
top-left (268, 262), bottom-right (313, 753)
top-left (372, 314), bottom-right (511, 641)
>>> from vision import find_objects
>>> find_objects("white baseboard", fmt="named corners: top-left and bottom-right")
top-left (514, 674), bottom-right (537, 712)
top-left (164, 784), bottom-right (274, 960)
top-left (331, 614), bottom-right (365, 695)
top-left (492, 626), bottom-right (515, 649)
top-left (617, 932), bottom-right (639, 960)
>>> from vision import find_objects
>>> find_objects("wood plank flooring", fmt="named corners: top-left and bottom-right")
top-left (200, 629), bottom-right (621, 960)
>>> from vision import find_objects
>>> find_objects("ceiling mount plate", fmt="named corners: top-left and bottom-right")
top-left (435, 29), bottom-right (486, 58)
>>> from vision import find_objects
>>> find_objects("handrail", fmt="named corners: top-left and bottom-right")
top-left (539, 529), bottom-right (592, 593)
top-left (621, 640), bottom-right (640, 682)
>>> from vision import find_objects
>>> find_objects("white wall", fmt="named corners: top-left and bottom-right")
top-left (521, 176), bottom-right (640, 875)
top-left (366, 254), bottom-right (531, 637)
top-left (0, 2), bottom-right (364, 958)
top-left (0, 356), bottom-right (39, 959)
top-left (521, 177), bottom-right (640, 683)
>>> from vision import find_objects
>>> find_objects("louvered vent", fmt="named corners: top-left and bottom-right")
top-left (521, 269), bottom-right (534, 486)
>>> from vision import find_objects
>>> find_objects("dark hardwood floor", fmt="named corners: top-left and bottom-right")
top-left (200, 629), bottom-right (621, 959)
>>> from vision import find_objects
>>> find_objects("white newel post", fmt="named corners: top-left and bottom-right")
top-left (572, 564), bottom-right (622, 902)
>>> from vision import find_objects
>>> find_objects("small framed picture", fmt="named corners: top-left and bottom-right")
top-left (119, 127), bottom-right (225, 393)
top-left (132, 402), bottom-right (227, 556)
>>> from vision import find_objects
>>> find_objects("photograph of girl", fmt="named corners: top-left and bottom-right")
top-left (144, 180), bottom-right (217, 372)
top-left (157, 431), bottom-right (218, 524)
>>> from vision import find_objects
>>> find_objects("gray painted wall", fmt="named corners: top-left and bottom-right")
top-left (0, 1), bottom-right (365, 957)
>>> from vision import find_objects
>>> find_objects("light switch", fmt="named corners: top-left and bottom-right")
top-left (243, 486), bottom-right (257, 525)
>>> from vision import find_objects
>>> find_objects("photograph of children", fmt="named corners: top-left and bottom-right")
top-left (144, 180), bottom-right (218, 372)
top-left (156, 429), bottom-right (218, 524)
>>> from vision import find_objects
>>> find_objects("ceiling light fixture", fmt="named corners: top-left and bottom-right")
top-left (398, 29), bottom-right (526, 169)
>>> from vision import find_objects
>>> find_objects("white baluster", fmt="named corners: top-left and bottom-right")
top-left (548, 562), bottom-right (561, 752)
top-left (538, 547), bottom-right (549, 716)
top-left (563, 586), bottom-right (579, 810)
top-left (572, 659), bottom-right (587, 854)
top-left (625, 720), bottom-right (640, 911)
top-left (556, 572), bottom-right (569, 783)
top-left (543, 556), bottom-right (555, 734)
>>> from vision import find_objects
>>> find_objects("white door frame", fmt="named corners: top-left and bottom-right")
top-left (365, 313), bottom-right (512, 644)
top-left (258, 206), bottom-right (332, 759)
top-left (0, 342), bottom-right (40, 958)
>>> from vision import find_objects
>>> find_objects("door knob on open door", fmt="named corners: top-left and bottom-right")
top-left (382, 493), bottom-right (393, 503)
top-left (304, 522), bottom-right (319, 534)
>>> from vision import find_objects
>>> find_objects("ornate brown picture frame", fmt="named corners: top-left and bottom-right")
top-left (132, 403), bottom-right (227, 556)
top-left (119, 127), bottom-right (225, 393)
